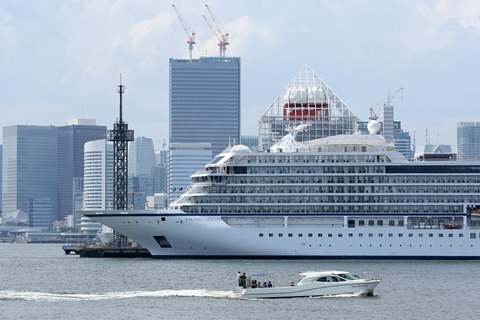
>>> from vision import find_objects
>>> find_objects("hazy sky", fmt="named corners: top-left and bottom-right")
top-left (1, 0), bottom-right (479, 150)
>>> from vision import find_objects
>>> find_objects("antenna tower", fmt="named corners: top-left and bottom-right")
top-left (108, 76), bottom-right (134, 211)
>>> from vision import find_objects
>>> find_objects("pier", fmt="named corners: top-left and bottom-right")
top-left (63, 245), bottom-right (151, 258)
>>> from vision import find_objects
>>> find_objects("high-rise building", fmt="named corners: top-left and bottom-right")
top-left (2, 125), bottom-right (58, 228)
top-left (169, 57), bottom-right (240, 157)
top-left (381, 105), bottom-right (394, 140)
top-left (154, 149), bottom-right (168, 194)
top-left (81, 139), bottom-right (113, 232)
top-left (167, 143), bottom-right (212, 204)
top-left (457, 122), bottom-right (480, 161)
top-left (0, 144), bottom-right (2, 215)
top-left (258, 65), bottom-right (358, 151)
top-left (129, 137), bottom-right (156, 176)
top-left (128, 137), bottom-right (156, 209)
top-left (57, 119), bottom-right (106, 221)
top-left (83, 139), bottom-right (113, 211)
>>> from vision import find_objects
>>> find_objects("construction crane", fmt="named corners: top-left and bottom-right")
top-left (370, 87), bottom-right (404, 113)
top-left (385, 87), bottom-right (403, 106)
top-left (369, 108), bottom-right (378, 120)
top-left (203, 4), bottom-right (229, 57)
top-left (172, 4), bottom-right (196, 60)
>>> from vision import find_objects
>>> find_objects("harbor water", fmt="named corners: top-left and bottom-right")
top-left (0, 243), bottom-right (478, 320)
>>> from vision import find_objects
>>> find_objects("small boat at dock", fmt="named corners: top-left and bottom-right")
top-left (241, 270), bottom-right (380, 299)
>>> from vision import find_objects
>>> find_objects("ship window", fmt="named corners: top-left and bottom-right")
top-left (359, 233), bottom-right (363, 237)
top-left (288, 233), bottom-right (293, 237)
top-left (161, 217), bottom-right (166, 221)
top-left (328, 233), bottom-right (333, 237)
top-left (368, 220), bottom-right (375, 226)
top-left (269, 233), bottom-right (273, 237)
top-left (398, 220), bottom-right (405, 226)
top-left (429, 233), bottom-right (433, 237)
top-left (389, 220), bottom-right (395, 226)
top-left (318, 233), bottom-right (323, 237)
top-left (308, 233), bottom-right (313, 237)
top-left (470, 233), bottom-right (476, 239)
top-left (409, 233), bottom-right (413, 237)
top-left (439, 234), bottom-right (443, 238)
top-left (449, 234), bottom-right (453, 238)
top-left (259, 233), bottom-right (264, 237)
top-left (279, 233), bottom-right (283, 237)
top-left (359, 220), bottom-right (365, 226)
top-left (459, 234), bottom-right (463, 238)
top-left (419, 233), bottom-right (424, 237)
top-left (378, 233), bottom-right (383, 237)
top-left (398, 233), bottom-right (403, 237)
top-left (377, 220), bottom-right (383, 226)
top-left (348, 233), bottom-right (353, 237)
top-left (368, 233), bottom-right (373, 237)
top-left (298, 233), bottom-right (303, 237)
top-left (338, 233), bottom-right (343, 237)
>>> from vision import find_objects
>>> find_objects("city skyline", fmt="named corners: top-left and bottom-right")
top-left (1, 1), bottom-right (479, 150)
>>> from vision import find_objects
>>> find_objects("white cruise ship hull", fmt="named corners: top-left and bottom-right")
top-left (84, 211), bottom-right (480, 259)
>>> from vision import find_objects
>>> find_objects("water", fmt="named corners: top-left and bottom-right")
top-left (0, 243), bottom-right (478, 320)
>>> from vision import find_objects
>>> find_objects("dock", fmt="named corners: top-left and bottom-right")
top-left (63, 244), bottom-right (151, 258)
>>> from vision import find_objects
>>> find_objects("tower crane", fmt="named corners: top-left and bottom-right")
top-left (385, 87), bottom-right (403, 106)
top-left (203, 4), bottom-right (229, 57)
top-left (172, 4), bottom-right (196, 60)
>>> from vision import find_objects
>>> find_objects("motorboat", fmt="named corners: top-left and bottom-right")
top-left (241, 270), bottom-right (380, 299)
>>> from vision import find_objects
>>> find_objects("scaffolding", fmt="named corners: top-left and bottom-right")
top-left (258, 65), bottom-right (358, 150)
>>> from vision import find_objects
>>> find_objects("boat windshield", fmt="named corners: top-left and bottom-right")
top-left (338, 273), bottom-right (359, 280)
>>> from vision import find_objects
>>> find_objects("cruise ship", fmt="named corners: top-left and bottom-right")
top-left (84, 121), bottom-right (480, 259)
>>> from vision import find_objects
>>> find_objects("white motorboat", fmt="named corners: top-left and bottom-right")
top-left (241, 271), bottom-right (380, 299)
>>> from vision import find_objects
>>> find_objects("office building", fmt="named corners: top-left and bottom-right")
top-left (382, 105), bottom-right (394, 140)
top-left (154, 149), bottom-right (168, 194)
top-left (128, 137), bottom-right (156, 209)
top-left (457, 122), bottom-right (480, 161)
top-left (83, 139), bottom-right (113, 211)
top-left (0, 145), bottom-right (2, 215)
top-left (129, 137), bottom-right (156, 176)
top-left (169, 57), bottom-right (240, 157)
top-left (57, 119), bottom-right (106, 221)
top-left (167, 143), bottom-right (212, 204)
top-left (2, 125), bottom-right (58, 228)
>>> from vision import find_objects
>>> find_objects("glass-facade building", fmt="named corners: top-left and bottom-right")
top-left (2, 125), bottom-right (58, 228)
top-left (457, 122), bottom-right (480, 161)
top-left (169, 57), bottom-right (241, 157)
top-left (57, 120), bottom-right (106, 221)
top-left (167, 143), bottom-right (212, 204)
top-left (258, 65), bottom-right (358, 151)
top-left (128, 137), bottom-right (156, 209)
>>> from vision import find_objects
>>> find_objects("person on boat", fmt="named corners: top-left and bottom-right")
top-left (263, 282), bottom-right (268, 288)
top-left (251, 280), bottom-right (257, 288)
top-left (237, 272), bottom-right (241, 287)
top-left (240, 273), bottom-right (247, 288)
top-left (268, 281), bottom-right (272, 287)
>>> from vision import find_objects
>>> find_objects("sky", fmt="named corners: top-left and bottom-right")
top-left (1, 0), bottom-right (479, 151)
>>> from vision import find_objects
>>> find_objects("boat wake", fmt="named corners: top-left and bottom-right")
top-left (0, 289), bottom-right (241, 301)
